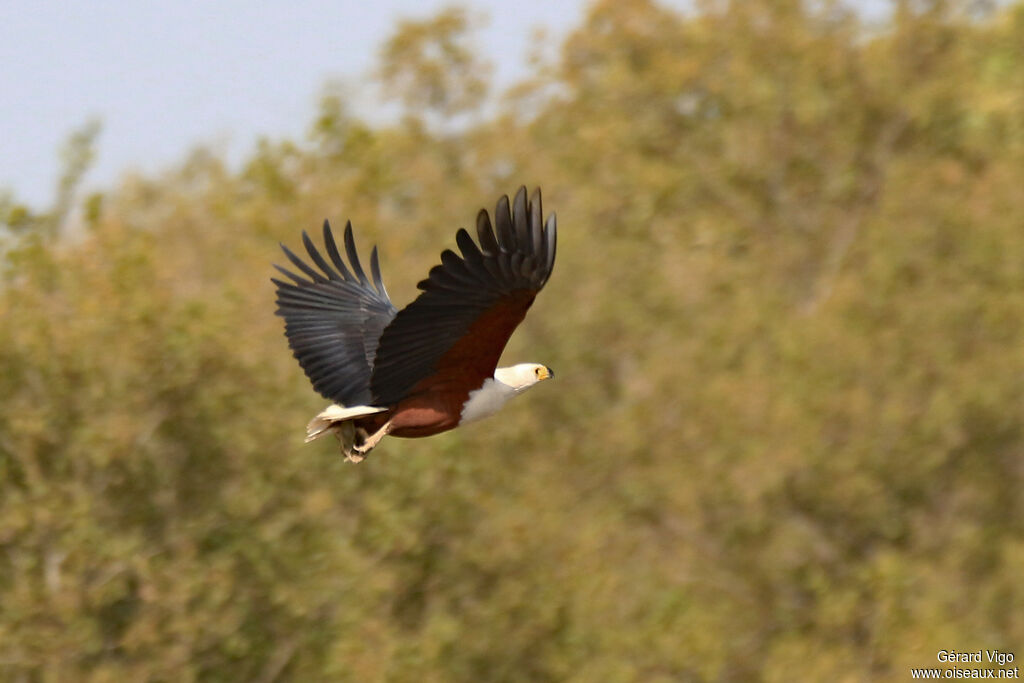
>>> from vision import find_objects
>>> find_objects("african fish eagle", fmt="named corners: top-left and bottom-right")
top-left (272, 187), bottom-right (557, 462)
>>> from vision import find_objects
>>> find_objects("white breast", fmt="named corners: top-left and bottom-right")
top-left (460, 378), bottom-right (517, 424)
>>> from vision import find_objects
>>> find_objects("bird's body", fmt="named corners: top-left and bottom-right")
top-left (272, 188), bottom-right (556, 462)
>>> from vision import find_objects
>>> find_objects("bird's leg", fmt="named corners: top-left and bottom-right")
top-left (334, 421), bottom-right (356, 454)
top-left (346, 421), bottom-right (392, 463)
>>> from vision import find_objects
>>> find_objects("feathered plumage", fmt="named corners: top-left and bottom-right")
top-left (272, 187), bottom-right (557, 461)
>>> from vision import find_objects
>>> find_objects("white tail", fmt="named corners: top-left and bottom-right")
top-left (305, 404), bottom-right (387, 443)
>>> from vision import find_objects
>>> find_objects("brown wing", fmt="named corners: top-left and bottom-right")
top-left (369, 187), bottom-right (557, 406)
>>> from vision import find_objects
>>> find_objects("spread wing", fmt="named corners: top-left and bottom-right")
top-left (369, 187), bottom-right (557, 406)
top-left (272, 221), bottom-right (397, 406)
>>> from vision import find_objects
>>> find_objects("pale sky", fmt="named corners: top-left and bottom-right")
top-left (1, 1), bottom-right (892, 209)
top-left (0, 1), bottom-right (588, 208)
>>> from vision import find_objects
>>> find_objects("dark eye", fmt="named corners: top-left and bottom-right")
top-left (535, 367), bottom-right (542, 377)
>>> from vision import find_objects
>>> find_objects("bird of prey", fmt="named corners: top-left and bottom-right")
top-left (272, 187), bottom-right (557, 462)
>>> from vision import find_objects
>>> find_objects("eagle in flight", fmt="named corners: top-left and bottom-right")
top-left (272, 187), bottom-right (557, 462)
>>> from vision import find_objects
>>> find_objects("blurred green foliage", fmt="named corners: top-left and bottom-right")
top-left (2, 1), bottom-right (1024, 680)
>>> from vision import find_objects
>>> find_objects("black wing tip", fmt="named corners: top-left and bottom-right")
top-left (343, 220), bottom-right (371, 287)
top-left (274, 217), bottom-right (394, 307)
top-left (370, 245), bottom-right (388, 298)
top-left (513, 185), bottom-right (528, 207)
top-left (321, 220), bottom-right (336, 251)
top-left (416, 186), bottom-right (556, 294)
top-left (490, 185), bottom-right (554, 253)
top-left (510, 186), bottom-right (555, 277)
top-left (271, 263), bottom-right (303, 284)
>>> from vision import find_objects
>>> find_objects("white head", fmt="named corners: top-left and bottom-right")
top-left (494, 363), bottom-right (555, 393)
